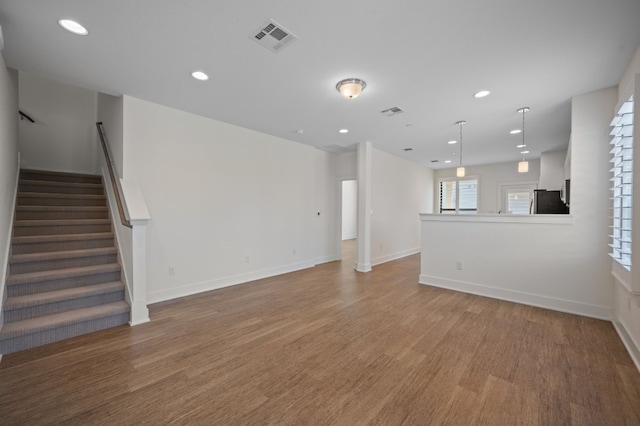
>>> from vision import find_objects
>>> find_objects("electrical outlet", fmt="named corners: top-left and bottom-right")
top-left (456, 261), bottom-right (463, 270)
top-left (169, 266), bottom-right (176, 276)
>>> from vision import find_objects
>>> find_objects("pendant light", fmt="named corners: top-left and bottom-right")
top-left (456, 120), bottom-right (466, 177)
top-left (517, 107), bottom-right (530, 173)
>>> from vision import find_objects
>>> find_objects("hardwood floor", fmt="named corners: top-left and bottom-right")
top-left (1, 247), bottom-right (640, 424)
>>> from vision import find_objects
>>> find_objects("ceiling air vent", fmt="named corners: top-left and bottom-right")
top-left (251, 20), bottom-right (298, 53)
top-left (380, 106), bottom-right (405, 117)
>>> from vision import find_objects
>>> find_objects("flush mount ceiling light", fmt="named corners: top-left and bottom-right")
top-left (517, 107), bottom-right (530, 173)
top-left (339, 129), bottom-right (349, 134)
top-left (448, 140), bottom-right (457, 145)
top-left (444, 160), bottom-right (452, 164)
top-left (336, 78), bottom-right (366, 99)
top-left (191, 71), bottom-right (209, 81)
top-left (510, 129), bottom-right (522, 134)
top-left (58, 19), bottom-right (88, 35)
top-left (473, 90), bottom-right (491, 98)
top-left (455, 120), bottom-right (466, 177)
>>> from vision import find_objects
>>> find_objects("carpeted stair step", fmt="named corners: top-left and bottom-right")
top-left (7, 263), bottom-right (122, 296)
top-left (11, 232), bottom-right (115, 254)
top-left (10, 247), bottom-right (118, 274)
top-left (19, 179), bottom-right (104, 195)
top-left (17, 192), bottom-right (107, 207)
top-left (3, 281), bottom-right (125, 322)
top-left (13, 219), bottom-right (112, 237)
top-left (20, 169), bottom-right (102, 185)
top-left (0, 301), bottom-right (130, 354)
top-left (15, 205), bottom-right (109, 221)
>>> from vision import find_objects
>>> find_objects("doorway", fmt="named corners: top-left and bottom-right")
top-left (341, 179), bottom-right (357, 261)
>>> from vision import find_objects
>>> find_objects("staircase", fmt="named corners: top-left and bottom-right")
top-left (0, 169), bottom-right (130, 354)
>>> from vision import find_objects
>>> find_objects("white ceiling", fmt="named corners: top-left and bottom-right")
top-left (1, 0), bottom-right (639, 168)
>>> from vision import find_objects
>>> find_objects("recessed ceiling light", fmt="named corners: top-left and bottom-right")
top-left (517, 144), bottom-right (526, 148)
top-left (521, 150), bottom-right (530, 154)
top-left (444, 160), bottom-right (452, 164)
top-left (510, 129), bottom-right (522, 134)
top-left (339, 129), bottom-right (349, 134)
top-left (296, 129), bottom-right (304, 135)
top-left (448, 140), bottom-right (457, 145)
top-left (58, 19), bottom-right (88, 35)
top-left (191, 71), bottom-right (209, 81)
top-left (473, 90), bottom-right (491, 98)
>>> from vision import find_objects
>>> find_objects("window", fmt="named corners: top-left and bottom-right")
top-left (610, 96), bottom-right (634, 270)
top-left (439, 177), bottom-right (478, 214)
top-left (500, 183), bottom-right (537, 214)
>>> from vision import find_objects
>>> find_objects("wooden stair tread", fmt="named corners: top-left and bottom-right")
top-left (20, 169), bottom-right (101, 179)
top-left (4, 282), bottom-right (125, 311)
top-left (12, 232), bottom-right (114, 244)
top-left (8, 263), bottom-right (121, 285)
top-left (0, 302), bottom-right (129, 339)
top-left (18, 192), bottom-right (106, 199)
top-left (16, 205), bottom-right (108, 211)
top-left (14, 219), bottom-right (111, 227)
top-left (19, 179), bottom-right (104, 189)
top-left (10, 247), bottom-right (117, 264)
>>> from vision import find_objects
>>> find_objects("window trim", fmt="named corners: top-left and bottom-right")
top-left (438, 175), bottom-right (479, 214)
top-left (499, 182), bottom-right (538, 215)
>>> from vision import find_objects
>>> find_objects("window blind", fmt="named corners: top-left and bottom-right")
top-left (609, 97), bottom-right (634, 269)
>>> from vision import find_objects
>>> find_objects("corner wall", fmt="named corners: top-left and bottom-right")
top-left (122, 96), bottom-right (319, 303)
top-left (372, 148), bottom-right (433, 265)
top-left (612, 43), bottom-right (640, 369)
top-left (18, 72), bottom-right (98, 174)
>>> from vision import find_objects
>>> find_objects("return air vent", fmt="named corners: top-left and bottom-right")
top-left (380, 106), bottom-right (405, 117)
top-left (251, 20), bottom-right (298, 53)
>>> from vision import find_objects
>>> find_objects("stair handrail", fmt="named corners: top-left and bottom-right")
top-left (19, 110), bottom-right (35, 123)
top-left (96, 122), bottom-right (132, 228)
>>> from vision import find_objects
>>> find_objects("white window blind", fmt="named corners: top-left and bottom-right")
top-left (609, 96), bottom-right (634, 269)
top-left (439, 178), bottom-right (478, 214)
top-left (507, 191), bottom-right (532, 214)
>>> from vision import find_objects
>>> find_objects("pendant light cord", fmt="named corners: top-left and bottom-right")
top-left (522, 108), bottom-right (526, 161)
top-left (459, 122), bottom-right (463, 167)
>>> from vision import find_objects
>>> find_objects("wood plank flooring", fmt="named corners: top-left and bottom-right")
top-left (1, 243), bottom-right (640, 424)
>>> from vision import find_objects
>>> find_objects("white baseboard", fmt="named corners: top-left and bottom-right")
top-left (372, 247), bottom-right (420, 267)
top-left (314, 255), bottom-right (339, 265)
top-left (148, 260), bottom-right (316, 304)
top-left (612, 314), bottom-right (640, 373)
top-left (419, 274), bottom-right (611, 320)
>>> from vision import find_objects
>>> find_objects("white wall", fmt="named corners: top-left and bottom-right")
top-left (341, 180), bottom-right (357, 240)
top-left (96, 93), bottom-right (124, 177)
top-left (18, 72), bottom-right (98, 174)
top-left (0, 52), bottom-right (19, 332)
top-left (372, 148), bottom-right (433, 265)
top-left (420, 86), bottom-right (616, 320)
top-left (314, 149), bottom-right (339, 264)
top-left (122, 96), bottom-right (320, 303)
top-left (336, 151), bottom-right (357, 178)
top-left (539, 149), bottom-right (567, 190)
top-left (435, 160), bottom-right (541, 214)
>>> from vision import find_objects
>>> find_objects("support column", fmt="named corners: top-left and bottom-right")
top-left (356, 141), bottom-right (372, 272)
